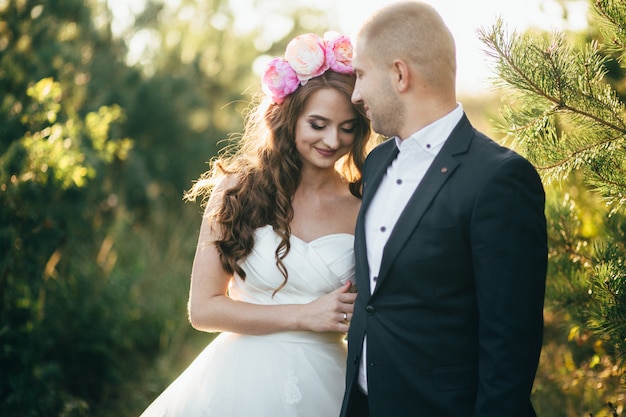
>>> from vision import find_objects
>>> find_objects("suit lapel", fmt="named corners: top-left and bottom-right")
top-left (372, 115), bottom-right (474, 294)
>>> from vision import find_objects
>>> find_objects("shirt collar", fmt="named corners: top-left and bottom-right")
top-left (394, 103), bottom-right (464, 154)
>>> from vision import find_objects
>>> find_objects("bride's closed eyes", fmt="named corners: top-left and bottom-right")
top-left (308, 120), bottom-right (357, 134)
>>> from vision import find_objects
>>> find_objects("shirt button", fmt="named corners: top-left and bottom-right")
top-left (396, 179), bottom-right (403, 185)
top-left (372, 276), bottom-right (377, 282)
top-left (380, 226), bottom-right (386, 232)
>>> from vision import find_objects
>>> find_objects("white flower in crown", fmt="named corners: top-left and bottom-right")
top-left (284, 33), bottom-right (330, 84)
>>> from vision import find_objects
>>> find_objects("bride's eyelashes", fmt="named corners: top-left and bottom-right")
top-left (308, 122), bottom-right (357, 134)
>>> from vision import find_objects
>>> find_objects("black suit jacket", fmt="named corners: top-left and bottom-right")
top-left (340, 114), bottom-right (547, 417)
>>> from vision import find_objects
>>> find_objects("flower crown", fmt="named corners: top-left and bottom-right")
top-left (261, 31), bottom-right (354, 104)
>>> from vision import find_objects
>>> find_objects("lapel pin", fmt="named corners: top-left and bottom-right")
top-left (441, 167), bottom-right (448, 173)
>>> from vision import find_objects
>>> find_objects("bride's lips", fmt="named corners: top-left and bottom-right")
top-left (315, 147), bottom-right (337, 158)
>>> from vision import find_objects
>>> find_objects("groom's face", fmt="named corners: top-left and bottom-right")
top-left (351, 38), bottom-right (402, 138)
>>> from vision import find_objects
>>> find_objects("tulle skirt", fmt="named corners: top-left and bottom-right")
top-left (140, 331), bottom-right (348, 417)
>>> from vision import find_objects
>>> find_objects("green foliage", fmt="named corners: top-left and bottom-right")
top-left (3, 77), bottom-right (132, 188)
top-left (480, 19), bottom-right (626, 209)
top-left (0, 0), bottom-right (175, 415)
top-left (529, 180), bottom-right (625, 416)
top-left (480, 0), bottom-right (626, 414)
top-left (1, 0), bottom-right (336, 415)
top-left (588, 217), bottom-right (626, 365)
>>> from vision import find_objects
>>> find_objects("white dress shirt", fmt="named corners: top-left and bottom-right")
top-left (357, 104), bottom-right (464, 394)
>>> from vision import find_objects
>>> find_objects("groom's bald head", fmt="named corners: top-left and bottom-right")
top-left (356, 1), bottom-right (456, 91)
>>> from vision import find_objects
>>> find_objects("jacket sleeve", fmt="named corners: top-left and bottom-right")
top-left (470, 155), bottom-right (547, 417)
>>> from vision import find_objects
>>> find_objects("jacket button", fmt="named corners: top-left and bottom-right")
top-left (365, 305), bottom-right (375, 314)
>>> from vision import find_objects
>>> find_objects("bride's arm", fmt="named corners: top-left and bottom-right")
top-left (187, 182), bottom-right (356, 335)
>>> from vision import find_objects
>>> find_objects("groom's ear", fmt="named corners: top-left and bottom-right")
top-left (392, 59), bottom-right (411, 93)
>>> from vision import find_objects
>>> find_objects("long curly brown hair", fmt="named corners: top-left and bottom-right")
top-left (186, 71), bottom-right (372, 294)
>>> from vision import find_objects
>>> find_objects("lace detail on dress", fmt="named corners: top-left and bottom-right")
top-left (283, 370), bottom-right (302, 404)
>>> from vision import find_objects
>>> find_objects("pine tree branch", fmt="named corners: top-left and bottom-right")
top-left (481, 21), bottom-right (626, 186)
top-left (594, 0), bottom-right (626, 53)
top-left (480, 25), bottom-right (564, 107)
top-left (535, 128), bottom-right (616, 170)
top-left (481, 25), bottom-right (626, 134)
top-left (591, 164), bottom-right (626, 190)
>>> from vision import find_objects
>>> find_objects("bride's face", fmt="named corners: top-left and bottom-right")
top-left (294, 88), bottom-right (358, 172)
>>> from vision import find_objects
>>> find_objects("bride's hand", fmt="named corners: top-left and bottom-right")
top-left (298, 281), bottom-right (357, 333)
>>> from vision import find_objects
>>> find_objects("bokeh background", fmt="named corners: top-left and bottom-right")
top-left (1, 0), bottom-right (625, 416)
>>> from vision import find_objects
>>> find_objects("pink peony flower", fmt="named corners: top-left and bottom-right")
top-left (260, 31), bottom-right (354, 103)
top-left (284, 33), bottom-right (329, 83)
top-left (261, 57), bottom-right (300, 104)
top-left (324, 31), bottom-right (353, 74)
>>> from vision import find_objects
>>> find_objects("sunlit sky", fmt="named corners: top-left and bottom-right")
top-left (108, 0), bottom-right (590, 96)
top-left (335, 0), bottom-right (589, 95)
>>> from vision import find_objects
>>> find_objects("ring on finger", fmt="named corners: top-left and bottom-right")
top-left (343, 312), bottom-right (348, 321)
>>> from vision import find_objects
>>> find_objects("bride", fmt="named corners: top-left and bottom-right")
top-left (140, 32), bottom-right (372, 417)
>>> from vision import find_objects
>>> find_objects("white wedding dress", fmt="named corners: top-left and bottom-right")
top-left (140, 225), bottom-right (355, 417)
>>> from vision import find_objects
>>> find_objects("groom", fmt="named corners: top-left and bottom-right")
top-left (340, 2), bottom-right (547, 417)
